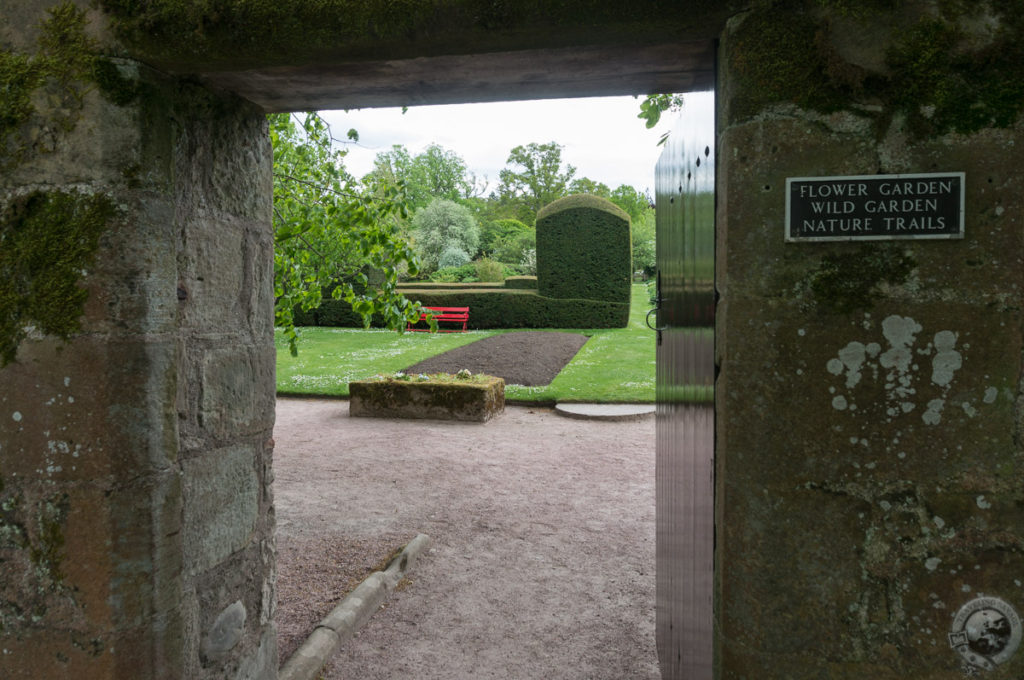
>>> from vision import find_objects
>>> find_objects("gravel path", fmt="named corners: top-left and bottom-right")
top-left (273, 398), bottom-right (658, 679)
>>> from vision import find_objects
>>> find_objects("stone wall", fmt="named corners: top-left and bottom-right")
top-left (717, 2), bottom-right (1024, 678)
top-left (6, 0), bottom-right (1022, 677)
top-left (0, 4), bottom-right (276, 677)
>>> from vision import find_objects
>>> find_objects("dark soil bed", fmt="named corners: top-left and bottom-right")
top-left (402, 331), bottom-right (589, 386)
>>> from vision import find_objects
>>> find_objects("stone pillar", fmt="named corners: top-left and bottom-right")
top-left (716, 2), bottom-right (1024, 678)
top-left (0, 3), bottom-right (276, 678)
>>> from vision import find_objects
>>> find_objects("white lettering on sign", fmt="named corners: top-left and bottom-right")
top-left (786, 172), bottom-right (964, 242)
top-left (798, 182), bottom-right (869, 198)
top-left (801, 217), bottom-right (873, 233)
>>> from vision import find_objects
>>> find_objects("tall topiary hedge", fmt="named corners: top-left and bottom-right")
top-left (535, 194), bottom-right (631, 303)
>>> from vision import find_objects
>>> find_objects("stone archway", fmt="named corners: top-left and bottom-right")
top-left (0, 3), bottom-right (722, 678)
top-left (4, 2), bottom-right (1024, 679)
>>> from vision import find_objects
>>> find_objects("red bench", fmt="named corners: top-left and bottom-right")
top-left (407, 306), bottom-right (470, 333)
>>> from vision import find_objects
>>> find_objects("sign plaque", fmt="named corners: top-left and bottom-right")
top-left (786, 172), bottom-right (964, 242)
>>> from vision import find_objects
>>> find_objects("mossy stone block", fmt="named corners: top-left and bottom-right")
top-left (349, 375), bottom-right (505, 422)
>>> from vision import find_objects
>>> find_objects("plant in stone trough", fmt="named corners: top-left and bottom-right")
top-left (270, 112), bottom-right (424, 355)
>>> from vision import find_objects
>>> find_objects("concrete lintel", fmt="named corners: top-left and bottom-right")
top-left (202, 41), bottom-right (715, 112)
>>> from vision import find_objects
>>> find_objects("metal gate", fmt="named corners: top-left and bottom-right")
top-left (651, 98), bottom-right (715, 679)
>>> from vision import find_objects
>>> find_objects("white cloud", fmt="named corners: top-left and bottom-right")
top-left (319, 92), bottom-right (714, 195)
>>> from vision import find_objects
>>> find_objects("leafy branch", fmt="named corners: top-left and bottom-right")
top-left (636, 93), bottom-right (685, 145)
top-left (271, 112), bottom-right (423, 355)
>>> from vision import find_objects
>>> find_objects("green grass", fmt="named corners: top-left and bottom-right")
top-left (276, 284), bottom-right (657, 403)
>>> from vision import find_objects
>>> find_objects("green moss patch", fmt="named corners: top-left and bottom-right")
top-left (0, 190), bottom-right (117, 365)
top-left (1, 2), bottom-right (143, 167)
top-left (728, 0), bottom-right (858, 121)
top-left (349, 373), bottom-right (505, 421)
top-left (728, 0), bottom-right (1024, 137)
top-left (0, 51), bottom-right (44, 158)
top-left (885, 15), bottom-right (1024, 136)
top-left (370, 370), bottom-right (495, 385)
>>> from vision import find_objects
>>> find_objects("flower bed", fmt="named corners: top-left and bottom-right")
top-left (349, 371), bottom-right (505, 422)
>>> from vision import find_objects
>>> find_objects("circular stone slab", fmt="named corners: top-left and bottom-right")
top-left (554, 403), bottom-right (655, 421)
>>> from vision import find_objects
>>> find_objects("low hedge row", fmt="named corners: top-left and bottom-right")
top-left (396, 282), bottom-right (500, 290)
top-left (296, 288), bottom-right (628, 329)
top-left (503, 276), bottom-right (537, 289)
top-left (395, 277), bottom-right (538, 291)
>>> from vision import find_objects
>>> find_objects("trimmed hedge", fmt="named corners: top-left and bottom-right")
top-left (400, 289), bottom-right (628, 328)
top-left (503, 276), bottom-right (537, 289)
top-left (398, 278), bottom-right (538, 291)
top-left (536, 194), bottom-right (631, 303)
top-left (397, 282), bottom-right (500, 290)
top-left (298, 288), bottom-right (628, 329)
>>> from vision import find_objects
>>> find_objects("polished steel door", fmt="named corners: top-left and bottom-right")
top-left (653, 99), bottom-right (715, 680)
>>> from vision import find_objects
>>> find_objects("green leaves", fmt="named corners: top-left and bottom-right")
top-left (636, 94), bottom-right (684, 145)
top-left (270, 112), bottom-right (422, 354)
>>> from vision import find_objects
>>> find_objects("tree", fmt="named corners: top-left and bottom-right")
top-left (365, 143), bottom-right (480, 210)
top-left (271, 112), bottom-right (422, 354)
top-left (496, 142), bottom-right (576, 223)
top-left (365, 144), bottom-right (413, 192)
top-left (632, 209), bottom-right (656, 276)
top-left (410, 199), bottom-right (480, 273)
top-left (437, 244), bottom-right (471, 269)
top-left (479, 217), bottom-right (530, 255)
top-left (568, 177), bottom-right (611, 198)
top-left (608, 184), bottom-right (653, 223)
top-left (412, 143), bottom-right (479, 204)
top-left (492, 229), bottom-right (536, 267)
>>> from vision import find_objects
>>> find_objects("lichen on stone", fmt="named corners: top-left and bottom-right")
top-left (0, 190), bottom-right (117, 365)
top-left (27, 494), bottom-right (69, 587)
top-left (0, 485), bottom-right (71, 631)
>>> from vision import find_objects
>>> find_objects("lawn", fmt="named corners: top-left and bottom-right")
top-left (275, 283), bottom-right (656, 403)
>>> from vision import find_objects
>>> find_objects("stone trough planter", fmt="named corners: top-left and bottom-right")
top-left (349, 372), bottom-right (505, 422)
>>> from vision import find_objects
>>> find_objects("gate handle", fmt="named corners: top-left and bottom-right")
top-left (646, 304), bottom-right (668, 332)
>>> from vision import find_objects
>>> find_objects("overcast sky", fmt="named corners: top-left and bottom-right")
top-left (319, 91), bottom-right (714, 196)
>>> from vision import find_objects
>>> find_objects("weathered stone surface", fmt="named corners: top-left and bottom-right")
top-left (350, 376), bottom-right (506, 422)
top-left (201, 601), bottom-right (246, 663)
top-left (3, 0), bottom-right (1018, 677)
top-left (233, 625), bottom-right (277, 680)
top-left (717, 4), bottom-right (1024, 677)
top-left (100, 1), bottom-right (736, 110)
top-left (0, 337), bottom-right (178, 482)
top-left (182, 445), bottom-right (259, 575)
top-left (199, 346), bottom-right (276, 440)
